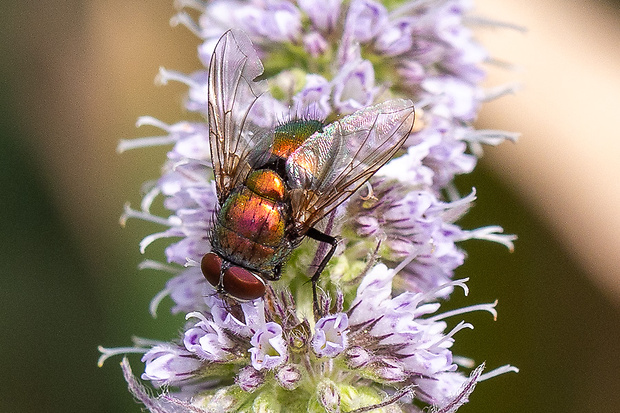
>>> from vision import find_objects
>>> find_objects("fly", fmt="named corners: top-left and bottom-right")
top-left (200, 30), bottom-right (415, 315)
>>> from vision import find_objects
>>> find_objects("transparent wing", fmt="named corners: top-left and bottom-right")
top-left (286, 99), bottom-right (415, 230)
top-left (208, 29), bottom-right (270, 202)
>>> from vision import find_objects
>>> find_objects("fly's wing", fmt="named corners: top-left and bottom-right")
top-left (286, 99), bottom-right (415, 230)
top-left (208, 29), bottom-right (271, 203)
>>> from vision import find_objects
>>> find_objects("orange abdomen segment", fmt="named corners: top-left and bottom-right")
top-left (220, 187), bottom-right (286, 247)
top-left (245, 170), bottom-right (286, 201)
top-left (214, 226), bottom-right (279, 269)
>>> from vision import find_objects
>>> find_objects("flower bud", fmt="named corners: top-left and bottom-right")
top-left (345, 346), bottom-right (371, 369)
top-left (317, 379), bottom-right (341, 413)
top-left (235, 366), bottom-right (264, 392)
top-left (276, 364), bottom-right (302, 390)
top-left (201, 385), bottom-right (250, 413)
top-left (252, 389), bottom-right (281, 413)
top-left (369, 357), bottom-right (408, 383)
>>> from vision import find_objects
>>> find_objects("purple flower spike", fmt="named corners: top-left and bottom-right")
top-left (105, 1), bottom-right (521, 410)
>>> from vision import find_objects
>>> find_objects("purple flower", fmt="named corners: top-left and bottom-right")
top-left (332, 58), bottom-right (378, 114)
top-left (141, 345), bottom-right (201, 387)
top-left (298, 0), bottom-right (343, 32)
top-left (422, 76), bottom-right (481, 122)
top-left (312, 313), bottom-right (349, 357)
top-left (293, 74), bottom-right (332, 119)
top-left (208, 298), bottom-right (264, 338)
top-left (249, 322), bottom-right (288, 370)
top-left (347, 182), bottom-right (514, 293)
top-left (375, 18), bottom-right (416, 57)
top-left (236, 1), bottom-right (302, 42)
top-left (166, 267), bottom-right (209, 314)
top-left (417, 371), bottom-right (469, 406)
top-left (345, 263), bottom-right (502, 398)
top-left (183, 312), bottom-right (234, 362)
top-left (344, 0), bottom-right (388, 43)
top-left (378, 143), bottom-right (436, 188)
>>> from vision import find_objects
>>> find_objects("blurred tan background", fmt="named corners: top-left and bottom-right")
top-left (477, 0), bottom-right (620, 306)
top-left (0, 0), bottom-right (618, 412)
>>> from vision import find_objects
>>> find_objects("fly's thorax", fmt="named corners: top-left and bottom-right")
top-left (270, 119), bottom-right (324, 159)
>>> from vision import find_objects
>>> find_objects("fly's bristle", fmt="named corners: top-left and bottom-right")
top-left (277, 105), bottom-right (326, 128)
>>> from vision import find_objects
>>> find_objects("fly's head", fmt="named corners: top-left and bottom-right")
top-left (201, 252), bottom-right (267, 301)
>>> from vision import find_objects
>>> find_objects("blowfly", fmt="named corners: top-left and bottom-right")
top-left (201, 30), bottom-right (415, 314)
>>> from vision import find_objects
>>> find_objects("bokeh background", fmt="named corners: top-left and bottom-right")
top-left (1, 0), bottom-right (619, 412)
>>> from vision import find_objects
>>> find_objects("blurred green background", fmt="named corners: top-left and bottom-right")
top-left (1, 1), bottom-right (619, 412)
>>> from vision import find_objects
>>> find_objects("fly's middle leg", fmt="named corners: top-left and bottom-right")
top-left (306, 227), bottom-right (338, 319)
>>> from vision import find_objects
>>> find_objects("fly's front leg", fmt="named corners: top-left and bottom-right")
top-left (262, 264), bottom-right (283, 281)
top-left (306, 227), bottom-right (339, 318)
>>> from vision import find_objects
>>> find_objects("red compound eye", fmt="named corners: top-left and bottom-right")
top-left (201, 252), bottom-right (222, 288)
top-left (222, 267), bottom-right (266, 300)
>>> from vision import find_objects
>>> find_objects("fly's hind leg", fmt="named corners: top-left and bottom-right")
top-left (306, 227), bottom-right (339, 319)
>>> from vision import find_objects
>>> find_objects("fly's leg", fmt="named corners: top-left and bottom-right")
top-left (262, 264), bottom-right (283, 281)
top-left (306, 227), bottom-right (338, 319)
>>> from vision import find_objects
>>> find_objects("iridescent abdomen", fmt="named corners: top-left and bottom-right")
top-left (213, 170), bottom-right (290, 271)
top-left (211, 121), bottom-right (325, 276)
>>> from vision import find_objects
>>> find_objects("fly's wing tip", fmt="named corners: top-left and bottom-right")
top-left (222, 29), bottom-right (264, 83)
